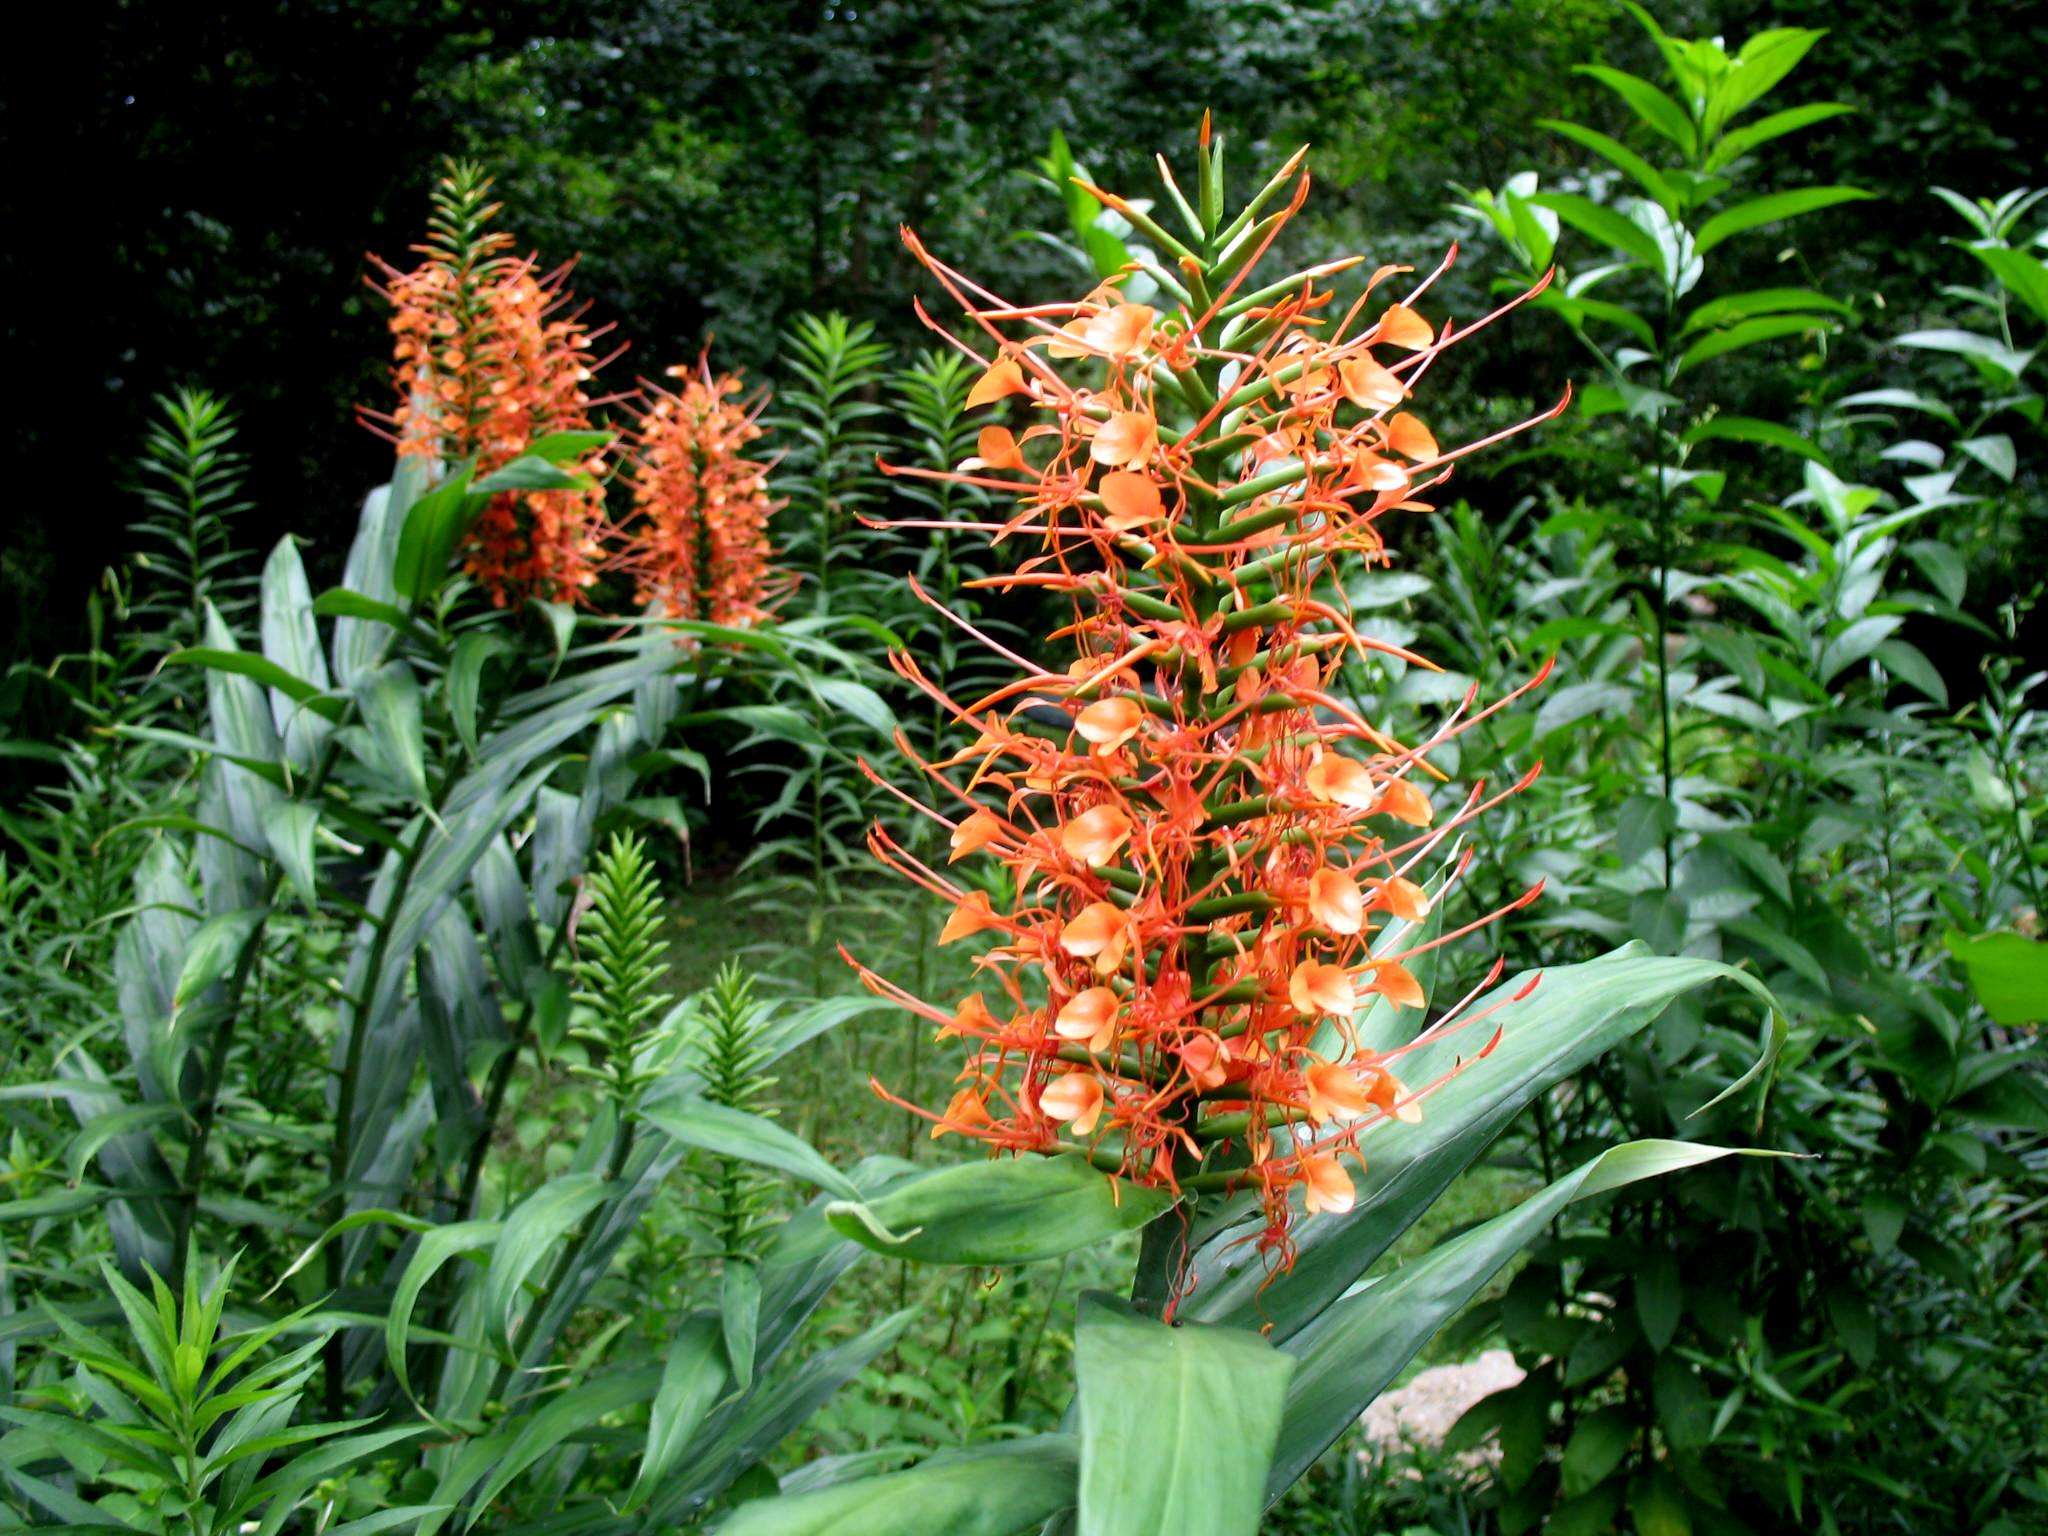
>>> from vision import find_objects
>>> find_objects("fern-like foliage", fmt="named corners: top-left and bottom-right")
top-left (127, 387), bottom-right (254, 660)
top-left (770, 312), bottom-right (893, 617)
top-left (689, 962), bottom-right (778, 1259)
top-left (569, 832), bottom-right (669, 1100)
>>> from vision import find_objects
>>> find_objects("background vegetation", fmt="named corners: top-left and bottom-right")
top-left (2, 2), bottom-right (2044, 1533)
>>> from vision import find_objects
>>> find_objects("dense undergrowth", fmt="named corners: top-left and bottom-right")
top-left (1, 8), bottom-right (2044, 1536)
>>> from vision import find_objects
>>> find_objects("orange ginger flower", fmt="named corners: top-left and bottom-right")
top-left (364, 163), bottom-right (617, 609)
top-left (845, 121), bottom-right (1562, 1288)
top-left (619, 354), bottom-right (792, 628)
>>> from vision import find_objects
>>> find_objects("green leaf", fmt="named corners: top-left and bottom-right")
top-left (1575, 66), bottom-right (1697, 157)
top-left (1958, 433), bottom-right (2018, 483)
top-left (1677, 314), bottom-right (1832, 375)
top-left (1896, 328), bottom-right (2033, 381)
top-left (173, 908), bottom-right (266, 1012)
top-left (1680, 287), bottom-right (1851, 334)
top-left (165, 648), bottom-right (344, 723)
top-left (1943, 931), bottom-right (2048, 1025)
top-left (262, 801), bottom-right (320, 912)
top-left (1562, 1404), bottom-right (1634, 1499)
top-left (480, 1174), bottom-right (610, 1361)
top-left (447, 633), bottom-right (515, 758)
top-left (1077, 1293), bottom-right (1293, 1536)
top-left (1834, 388), bottom-right (1960, 427)
top-left (1710, 26), bottom-right (1825, 127)
top-left (260, 536), bottom-right (335, 768)
top-left (722, 1258), bottom-right (762, 1392)
top-left (825, 1156), bottom-right (1173, 1266)
top-left (1190, 948), bottom-right (1782, 1341)
top-left (1267, 1140), bottom-right (1781, 1500)
top-left (1635, 1251), bottom-right (1681, 1352)
top-left (386, 1220), bottom-right (500, 1406)
top-left (1705, 102), bottom-right (1853, 171)
top-left (1538, 120), bottom-right (1676, 211)
top-left (713, 1436), bottom-right (1079, 1536)
top-left (1683, 415), bottom-right (1827, 465)
top-left (392, 469), bottom-right (476, 601)
top-left (1968, 245), bottom-right (2048, 326)
top-left (358, 661), bottom-right (430, 805)
top-left (640, 1101), bottom-right (861, 1200)
top-left (1696, 187), bottom-right (1873, 253)
top-left (1529, 192), bottom-right (1664, 270)
top-left (458, 1366), bottom-right (662, 1529)
top-left (472, 454), bottom-right (586, 494)
top-left (1872, 638), bottom-right (1948, 705)
top-left (523, 429), bottom-right (613, 463)
top-left (1629, 1467), bottom-right (1694, 1536)
top-left (624, 1314), bottom-right (728, 1512)
top-left (312, 588), bottom-right (426, 639)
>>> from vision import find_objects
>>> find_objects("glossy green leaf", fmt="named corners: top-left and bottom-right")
top-left (715, 1436), bottom-right (1078, 1536)
top-left (1704, 102), bottom-right (1853, 171)
top-left (1267, 1140), bottom-right (1781, 1499)
top-left (723, 1257), bottom-right (762, 1392)
top-left (825, 1155), bottom-right (1173, 1266)
top-left (1538, 120), bottom-right (1675, 211)
top-left (386, 1220), bottom-right (499, 1405)
top-left (1676, 314), bottom-right (1832, 374)
top-left (480, 1173), bottom-right (609, 1361)
top-left (1680, 287), bottom-right (1850, 334)
top-left (1695, 187), bottom-right (1873, 253)
top-left (1969, 245), bottom-right (2048, 326)
top-left (167, 648), bottom-right (344, 723)
top-left (641, 1101), bottom-right (861, 1200)
top-left (447, 632), bottom-right (515, 758)
top-left (1575, 65), bottom-right (1696, 156)
top-left (1943, 930), bottom-right (2048, 1025)
top-left (1077, 1292), bottom-right (1293, 1536)
top-left (392, 468), bottom-right (476, 601)
top-left (1529, 192), bottom-right (1664, 271)
top-left (262, 801), bottom-right (320, 912)
top-left (1683, 414), bottom-right (1827, 464)
top-left (457, 1366), bottom-right (662, 1530)
top-left (624, 1314), bottom-right (728, 1512)
top-left (260, 537), bottom-right (336, 768)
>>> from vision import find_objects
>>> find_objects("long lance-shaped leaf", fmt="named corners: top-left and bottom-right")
top-left (716, 1435), bottom-right (1081, 1536)
top-left (1076, 1293), bottom-right (1294, 1536)
top-left (826, 1155), bottom-right (1173, 1266)
top-left (1266, 1140), bottom-right (1786, 1501)
top-left (1185, 946), bottom-right (1780, 1340)
top-left (640, 1101), bottom-right (862, 1201)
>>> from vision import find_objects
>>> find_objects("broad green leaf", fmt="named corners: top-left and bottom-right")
top-left (1709, 26), bottom-right (1825, 128)
top-left (1529, 192), bottom-right (1664, 271)
top-left (1679, 287), bottom-right (1850, 334)
top-left (456, 1367), bottom-right (662, 1530)
top-left (392, 468), bottom-right (476, 602)
top-left (1969, 245), bottom-right (2048, 326)
top-left (825, 1155), bottom-right (1173, 1266)
top-left (714, 1436), bottom-right (1079, 1536)
top-left (1189, 948), bottom-right (1782, 1341)
top-left (624, 1314), bottom-right (728, 1512)
top-left (1957, 433), bottom-right (2018, 483)
top-left (260, 537), bottom-right (336, 768)
top-left (1561, 1405), bottom-right (1634, 1498)
top-left (472, 454), bottom-right (586, 494)
top-left (386, 1220), bottom-right (500, 1406)
top-left (1872, 638), bottom-right (1948, 705)
top-left (523, 429), bottom-right (614, 463)
top-left (1266, 1140), bottom-right (1781, 1499)
top-left (358, 661), bottom-right (430, 805)
top-left (1538, 120), bottom-right (1676, 211)
top-left (1818, 615), bottom-right (1901, 684)
top-left (1695, 187), bottom-right (1873, 253)
top-left (1704, 102), bottom-right (1853, 171)
top-left (1943, 931), bottom-right (2048, 1025)
top-left (1682, 415), bottom-right (1827, 464)
top-left (640, 1101), bottom-right (861, 1200)
top-left (1635, 1251), bottom-right (1681, 1352)
top-left (1833, 388), bottom-right (1960, 427)
top-left (262, 801), bottom-right (321, 912)
top-left (447, 632), bottom-right (515, 757)
top-left (480, 1173), bottom-right (610, 1361)
top-left (1896, 328), bottom-right (2033, 381)
top-left (722, 1257), bottom-right (762, 1391)
top-left (1077, 1292), bottom-right (1294, 1536)
top-left (1575, 66), bottom-right (1696, 157)
top-left (166, 648), bottom-right (344, 723)
top-left (173, 907), bottom-right (266, 1012)
top-left (1676, 314), bottom-right (1832, 374)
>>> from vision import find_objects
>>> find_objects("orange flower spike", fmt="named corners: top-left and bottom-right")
top-left (1040, 1072), bottom-right (1106, 1136)
top-left (1062, 803), bottom-right (1134, 867)
top-left (1309, 867), bottom-right (1365, 935)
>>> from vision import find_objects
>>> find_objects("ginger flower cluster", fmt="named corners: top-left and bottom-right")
top-left (621, 359), bottom-right (790, 628)
top-left (367, 164), bottom-right (616, 609)
top-left (848, 119), bottom-right (1562, 1274)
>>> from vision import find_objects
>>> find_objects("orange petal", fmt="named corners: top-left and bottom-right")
top-left (1305, 750), bottom-right (1377, 810)
top-left (1348, 449), bottom-right (1409, 493)
top-left (1090, 411), bottom-right (1159, 468)
top-left (944, 992), bottom-right (1000, 1040)
top-left (931, 1085), bottom-right (994, 1140)
top-left (938, 889), bottom-right (998, 944)
top-left (1178, 1033), bottom-right (1228, 1091)
top-left (1061, 803), bottom-right (1133, 867)
top-left (1367, 875), bottom-right (1432, 921)
top-left (1075, 695), bottom-right (1144, 753)
top-left (1339, 355), bottom-right (1405, 412)
top-left (1060, 901), bottom-right (1126, 960)
top-left (1309, 867), bottom-right (1364, 935)
top-left (1375, 304), bottom-right (1435, 351)
top-left (1289, 959), bottom-right (1357, 1018)
top-left (1368, 961), bottom-right (1425, 1011)
top-left (948, 807), bottom-right (1004, 863)
top-left (1054, 986), bottom-right (1121, 1052)
top-left (1083, 302), bottom-right (1156, 359)
top-left (1302, 1153), bottom-right (1356, 1215)
top-left (1047, 318), bottom-right (1092, 359)
top-left (1305, 1060), bottom-right (1374, 1123)
top-left (966, 356), bottom-right (1028, 409)
top-left (977, 424), bottom-right (1028, 471)
top-left (1099, 470), bottom-right (1165, 531)
top-left (1374, 778), bottom-right (1433, 827)
top-left (1039, 1071), bottom-right (1104, 1135)
top-left (1385, 412), bottom-right (1439, 462)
